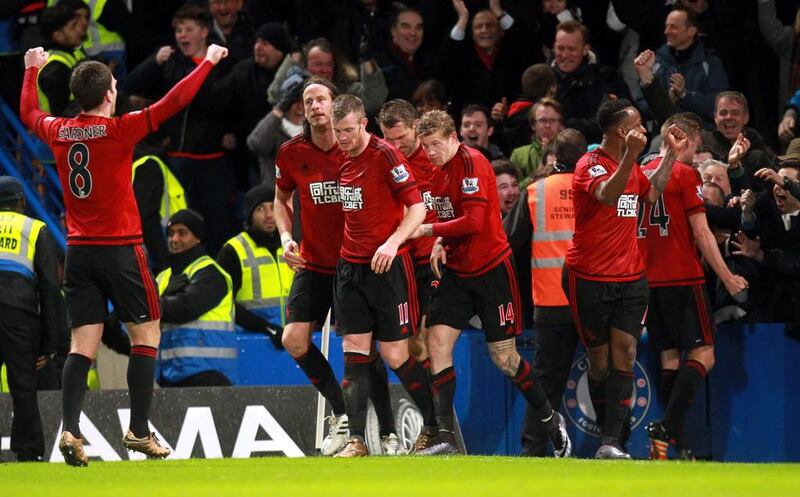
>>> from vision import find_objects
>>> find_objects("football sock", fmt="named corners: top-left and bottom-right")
top-left (663, 360), bottom-right (707, 440)
top-left (604, 369), bottom-right (634, 444)
top-left (368, 353), bottom-right (396, 436)
top-left (393, 356), bottom-right (438, 428)
top-left (61, 353), bottom-right (92, 437)
top-left (588, 375), bottom-right (607, 436)
top-left (511, 358), bottom-right (553, 420)
top-left (430, 366), bottom-right (456, 434)
top-left (660, 368), bottom-right (678, 406)
top-left (128, 345), bottom-right (158, 438)
top-left (342, 352), bottom-right (372, 440)
top-left (294, 344), bottom-right (346, 415)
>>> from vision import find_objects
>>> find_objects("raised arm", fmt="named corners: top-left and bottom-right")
top-left (643, 124), bottom-right (688, 204)
top-left (20, 47), bottom-right (49, 132)
top-left (594, 129), bottom-right (646, 206)
top-left (147, 44), bottom-right (229, 127)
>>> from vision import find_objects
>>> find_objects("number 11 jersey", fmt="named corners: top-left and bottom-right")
top-left (31, 111), bottom-right (154, 245)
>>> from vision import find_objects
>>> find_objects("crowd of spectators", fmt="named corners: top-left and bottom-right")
top-left (2, 0), bottom-right (799, 332)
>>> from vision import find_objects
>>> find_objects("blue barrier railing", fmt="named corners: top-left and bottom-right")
top-left (0, 98), bottom-right (66, 250)
top-left (0, 148), bottom-right (66, 249)
top-left (236, 323), bottom-right (800, 461)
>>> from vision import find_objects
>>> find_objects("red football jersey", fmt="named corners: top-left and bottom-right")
top-left (338, 134), bottom-right (422, 263)
top-left (21, 61), bottom-right (214, 245)
top-left (34, 112), bottom-right (153, 245)
top-left (429, 143), bottom-right (511, 277)
top-left (405, 144), bottom-right (439, 264)
top-left (565, 148), bottom-right (652, 282)
top-left (637, 158), bottom-right (705, 287)
top-left (275, 135), bottom-right (347, 274)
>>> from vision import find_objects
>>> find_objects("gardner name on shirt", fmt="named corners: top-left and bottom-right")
top-left (57, 124), bottom-right (108, 141)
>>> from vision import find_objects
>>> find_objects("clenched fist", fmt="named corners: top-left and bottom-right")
top-left (625, 128), bottom-right (647, 157)
top-left (205, 44), bottom-right (229, 65)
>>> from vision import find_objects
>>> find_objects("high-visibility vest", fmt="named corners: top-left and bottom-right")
top-left (0, 211), bottom-right (44, 280)
top-left (223, 232), bottom-right (293, 325)
top-left (46, 0), bottom-right (124, 55)
top-left (527, 173), bottom-right (575, 307)
top-left (132, 155), bottom-right (188, 228)
top-left (36, 48), bottom-right (86, 114)
top-left (156, 255), bottom-right (237, 384)
top-left (81, 0), bottom-right (125, 56)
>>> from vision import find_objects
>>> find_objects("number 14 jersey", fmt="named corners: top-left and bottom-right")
top-left (637, 157), bottom-right (706, 287)
top-left (32, 112), bottom-right (154, 245)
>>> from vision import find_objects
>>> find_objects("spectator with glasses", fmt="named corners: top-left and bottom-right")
top-left (510, 98), bottom-right (564, 184)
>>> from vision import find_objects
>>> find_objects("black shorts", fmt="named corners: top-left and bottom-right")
top-left (333, 252), bottom-right (419, 342)
top-left (415, 262), bottom-right (437, 323)
top-left (427, 255), bottom-right (522, 343)
top-left (562, 267), bottom-right (649, 348)
top-left (285, 268), bottom-right (334, 326)
top-left (64, 244), bottom-right (161, 328)
top-left (646, 284), bottom-right (715, 351)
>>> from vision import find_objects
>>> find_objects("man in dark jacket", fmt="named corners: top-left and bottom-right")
top-left (701, 92), bottom-right (777, 192)
top-left (633, 8), bottom-right (727, 124)
top-left (438, 1), bottom-right (537, 118)
top-left (217, 22), bottom-right (295, 189)
top-left (733, 165), bottom-right (800, 327)
top-left (551, 20), bottom-right (629, 143)
top-left (126, 3), bottom-right (236, 255)
top-left (0, 176), bottom-right (63, 461)
top-left (375, 7), bottom-right (437, 102)
top-left (208, 0), bottom-right (255, 64)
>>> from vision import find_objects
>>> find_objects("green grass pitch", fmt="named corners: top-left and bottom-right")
top-left (1, 457), bottom-right (797, 497)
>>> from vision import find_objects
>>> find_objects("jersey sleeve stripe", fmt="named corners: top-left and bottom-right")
top-left (459, 147), bottom-right (474, 176)
top-left (588, 176), bottom-right (603, 195)
top-left (144, 107), bottom-right (154, 133)
top-left (686, 205), bottom-right (705, 216)
top-left (394, 181), bottom-right (419, 193)
top-left (375, 141), bottom-right (401, 167)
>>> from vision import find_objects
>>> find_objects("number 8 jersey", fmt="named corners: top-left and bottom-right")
top-left (31, 111), bottom-right (154, 245)
top-left (637, 158), bottom-right (706, 287)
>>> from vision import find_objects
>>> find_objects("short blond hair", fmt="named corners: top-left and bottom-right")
top-left (416, 110), bottom-right (455, 138)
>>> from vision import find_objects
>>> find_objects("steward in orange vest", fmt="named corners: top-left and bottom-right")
top-left (503, 128), bottom-right (586, 456)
